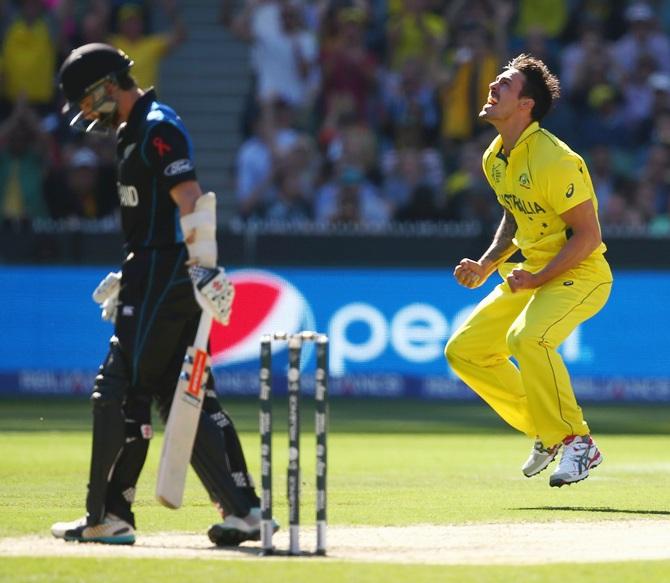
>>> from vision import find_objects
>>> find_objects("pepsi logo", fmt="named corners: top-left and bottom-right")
top-left (210, 270), bottom-right (315, 366)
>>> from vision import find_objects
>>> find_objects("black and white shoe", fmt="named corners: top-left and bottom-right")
top-left (208, 507), bottom-right (279, 547)
top-left (51, 513), bottom-right (135, 545)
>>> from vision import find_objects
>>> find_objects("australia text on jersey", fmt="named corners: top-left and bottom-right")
top-left (498, 193), bottom-right (546, 215)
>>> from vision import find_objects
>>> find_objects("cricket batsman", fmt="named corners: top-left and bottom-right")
top-left (445, 54), bottom-right (613, 487)
top-left (50, 43), bottom-right (277, 544)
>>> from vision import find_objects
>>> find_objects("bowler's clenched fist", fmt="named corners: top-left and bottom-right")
top-left (454, 258), bottom-right (486, 289)
top-left (506, 268), bottom-right (537, 293)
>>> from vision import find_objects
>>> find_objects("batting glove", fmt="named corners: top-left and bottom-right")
top-left (92, 271), bottom-right (122, 323)
top-left (189, 265), bottom-right (235, 325)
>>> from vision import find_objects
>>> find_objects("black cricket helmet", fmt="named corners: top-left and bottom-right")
top-left (59, 43), bottom-right (134, 132)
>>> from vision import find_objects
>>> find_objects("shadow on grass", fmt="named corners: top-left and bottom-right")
top-left (515, 506), bottom-right (670, 516)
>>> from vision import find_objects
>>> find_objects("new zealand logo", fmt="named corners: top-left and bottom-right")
top-left (565, 183), bottom-right (575, 198)
top-left (519, 173), bottom-right (531, 189)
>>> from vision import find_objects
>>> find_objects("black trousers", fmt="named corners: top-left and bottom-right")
top-left (86, 246), bottom-right (259, 527)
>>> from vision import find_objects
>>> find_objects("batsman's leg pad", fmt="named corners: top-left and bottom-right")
top-left (105, 396), bottom-right (153, 527)
top-left (191, 405), bottom-right (253, 518)
top-left (86, 341), bottom-right (128, 526)
top-left (203, 389), bottom-right (260, 508)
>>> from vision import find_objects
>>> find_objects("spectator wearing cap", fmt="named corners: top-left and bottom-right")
top-left (621, 53), bottom-right (659, 144)
top-left (442, 139), bottom-right (497, 225)
top-left (587, 144), bottom-right (631, 224)
top-left (651, 109), bottom-right (670, 146)
top-left (0, 99), bottom-right (49, 229)
top-left (0, 0), bottom-right (57, 115)
top-left (232, 0), bottom-right (319, 109)
top-left (578, 83), bottom-right (632, 151)
top-left (647, 73), bottom-right (670, 134)
top-left (44, 146), bottom-right (119, 220)
top-left (560, 21), bottom-right (616, 98)
top-left (321, 109), bottom-right (380, 182)
top-left (435, 20), bottom-right (505, 143)
top-left (236, 98), bottom-right (306, 220)
top-left (563, 26), bottom-right (621, 123)
top-left (77, 7), bottom-right (111, 47)
top-left (264, 164), bottom-right (313, 223)
top-left (381, 147), bottom-right (439, 218)
top-left (513, 0), bottom-right (568, 43)
top-left (611, 2), bottom-right (670, 77)
top-left (638, 145), bottom-right (670, 217)
top-left (601, 191), bottom-right (644, 228)
top-left (235, 115), bottom-right (275, 220)
top-left (320, 7), bottom-right (378, 124)
top-left (386, 0), bottom-right (446, 72)
top-left (108, 0), bottom-right (186, 90)
top-left (314, 165), bottom-right (389, 225)
top-left (380, 56), bottom-right (440, 149)
top-left (69, 148), bottom-right (101, 217)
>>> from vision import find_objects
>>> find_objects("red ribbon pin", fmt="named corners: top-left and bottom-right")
top-left (152, 137), bottom-right (172, 157)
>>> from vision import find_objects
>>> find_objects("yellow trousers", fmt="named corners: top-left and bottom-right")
top-left (445, 259), bottom-right (613, 446)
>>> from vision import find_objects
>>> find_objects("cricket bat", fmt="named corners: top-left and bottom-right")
top-left (156, 313), bottom-right (213, 509)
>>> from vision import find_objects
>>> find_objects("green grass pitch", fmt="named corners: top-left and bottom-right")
top-left (1, 397), bottom-right (670, 582)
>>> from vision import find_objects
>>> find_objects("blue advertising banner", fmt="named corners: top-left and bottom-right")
top-left (0, 266), bottom-right (668, 400)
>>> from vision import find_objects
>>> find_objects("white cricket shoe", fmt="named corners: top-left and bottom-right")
top-left (522, 439), bottom-right (561, 477)
top-left (208, 507), bottom-right (279, 547)
top-left (51, 513), bottom-right (135, 545)
top-left (549, 434), bottom-right (603, 488)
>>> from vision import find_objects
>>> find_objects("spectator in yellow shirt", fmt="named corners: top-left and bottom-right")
top-left (387, 0), bottom-right (446, 71)
top-left (108, 1), bottom-right (186, 90)
top-left (0, 0), bottom-right (57, 112)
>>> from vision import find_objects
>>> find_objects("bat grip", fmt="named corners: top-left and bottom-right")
top-left (193, 313), bottom-right (213, 350)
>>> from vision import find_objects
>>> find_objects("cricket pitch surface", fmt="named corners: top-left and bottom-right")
top-left (2, 520), bottom-right (670, 564)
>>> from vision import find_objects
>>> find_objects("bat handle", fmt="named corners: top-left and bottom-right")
top-left (193, 314), bottom-right (213, 350)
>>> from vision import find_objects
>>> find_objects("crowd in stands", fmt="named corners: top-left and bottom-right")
top-left (2, 0), bottom-right (670, 235)
top-left (229, 0), bottom-right (670, 233)
top-left (0, 0), bottom-right (183, 231)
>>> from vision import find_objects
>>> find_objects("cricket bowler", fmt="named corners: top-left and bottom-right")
top-left (445, 54), bottom-right (613, 487)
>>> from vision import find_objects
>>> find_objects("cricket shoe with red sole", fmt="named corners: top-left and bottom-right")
top-left (522, 439), bottom-right (561, 477)
top-left (549, 434), bottom-right (603, 488)
top-left (208, 507), bottom-right (279, 547)
top-left (51, 513), bottom-right (135, 545)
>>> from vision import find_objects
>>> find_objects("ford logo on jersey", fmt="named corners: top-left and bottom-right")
top-left (164, 158), bottom-right (194, 177)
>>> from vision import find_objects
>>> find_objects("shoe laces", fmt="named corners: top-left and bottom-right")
top-left (559, 435), bottom-right (592, 466)
top-left (534, 439), bottom-right (559, 455)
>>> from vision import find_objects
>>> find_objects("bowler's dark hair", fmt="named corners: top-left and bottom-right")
top-left (506, 54), bottom-right (560, 121)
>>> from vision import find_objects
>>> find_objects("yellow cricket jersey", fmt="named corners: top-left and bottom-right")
top-left (482, 121), bottom-right (607, 270)
top-left (1, 18), bottom-right (56, 104)
top-left (108, 34), bottom-right (169, 90)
